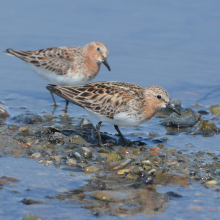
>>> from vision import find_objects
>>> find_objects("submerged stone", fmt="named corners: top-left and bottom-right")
top-left (208, 105), bottom-right (220, 115)
top-left (90, 190), bottom-right (127, 202)
top-left (106, 158), bottom-right (132, 171)
top-left (22, 213), bottom-right (45, 220)
top-left (161, 108), bottom-right (200, 128)
top-left (189, 120), bottom-right (219, 136)
top-left (12, 113), bottom-right (43, 124)
top-left (86, 179), bottom-right (106, 190)
top-left (153, 173), bottom-right (190, 186)
top-left (106, 152), bottom-right (122, 162)
top-left (69, 135), bottom-right (88, 145)
top-left (0, 104), bottom-right (9, 117)
top-left (85, 165), bottom-right (101, 173)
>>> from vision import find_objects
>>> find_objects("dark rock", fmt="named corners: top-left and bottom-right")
top-left (198, 110), bottom-right (209, 115)
top-left (86, 179), bottom-right (106, 190)
top-left (143, 176), bottom-right (153, 184)
top-left (12, 113), bottom-right (43, 124)
top-left (21, 198), bottom-right (43, 205)
top-left (26, 148), bottom-right (36, 156)
top-left (81, 147), bottom-right (92, 159)
top-left (166, 131), bottom-right (179, 136)
top-left (161, 108), bottom-right (201, 128)
top-left (49, 132), bottom-right (67, 144)
top-left (166, 191), bottom-right (183, 198)
top-left (69, 147), bottom-right (86, 162)
top-left (77, 118), bottom-right (95, 130)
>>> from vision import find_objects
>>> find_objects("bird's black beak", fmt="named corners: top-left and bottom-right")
top-left (102, 58), bottom-right (111, 71)
top-left (166, 102), bottom-right (181, 115)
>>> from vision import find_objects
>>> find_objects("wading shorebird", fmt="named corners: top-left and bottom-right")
top-left (46, 82), bottom-right (181, 146)
top-left (4, 41), bottom-right (111, 108)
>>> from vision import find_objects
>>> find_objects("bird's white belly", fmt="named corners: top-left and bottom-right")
top-left (86, 109), bottom-right (145, 127)
top-left (28, 63), bottom-right (89, 86)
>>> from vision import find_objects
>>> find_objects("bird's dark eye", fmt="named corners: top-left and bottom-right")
top-left (157, 95), bottom-right (161, 99)
top-left (97, 47), bottom-right (100, 51)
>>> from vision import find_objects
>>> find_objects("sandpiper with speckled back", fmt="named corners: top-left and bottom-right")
top-left (4, 41), bottom-right (111, 108)
top-left (46, 81), bottom-right (181, 146)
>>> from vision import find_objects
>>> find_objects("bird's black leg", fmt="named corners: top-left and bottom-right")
top-left (50, 92), bottom-right (57, 106)
top-left (114, 125), bottom-right (128, 146)
top-left (96, 121), bottom-right (103, 146)
top-left (65, 101), bottom-right (69, 109)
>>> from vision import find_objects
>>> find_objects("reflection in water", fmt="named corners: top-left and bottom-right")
top-left (52, 186), bottom-right (168, 217)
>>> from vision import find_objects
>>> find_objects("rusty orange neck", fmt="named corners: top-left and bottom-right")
top-left (143, 95), bottom-right (161, 120)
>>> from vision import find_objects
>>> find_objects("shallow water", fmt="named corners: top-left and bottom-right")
top-left (1, 1), bottom-right (220, 219)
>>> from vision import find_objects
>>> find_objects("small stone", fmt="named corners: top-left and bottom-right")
top-left (194, 103), bottom-right (200, 108)
top-left (44, 160), bottom-right (53, 166)
top-left (90, 190), bottom-right (126, 202)
top-left (148, 131), bottom-right (159, 138)
top-left (66, 158), bottom-right (77, 166)
top-left (133, 150), bottom-right (142, 155)
top-left (0, 104), bottom-right (9, 117)
top-left (12, 113), bottom-right (43, 124)
top-left (197, 120), bottom-right (219, 132)
top-left (166, 191), bottom-right (183, 198)
top-left (86, 179), bottom-right (106, 190)
top-left (141, 160), bottom-right (151, 165)
top-left (12, 151), bottom-right (22, 156)
top-left (1, 176), bottom-right (19, 182)
top-left (60, 113), bottom-right (69, 117)
top-left (106, 152), bottom-right (121, 162)
top-left (69, 135), bottom-right (88, 145)
top-left (19, 126), bottom-right (29, 132)
top-left (31, 153), bottom-right (41, 159)
top-left (117, 169), bottom-right (130, 175)
top-left (208, 105), bottom-right (220, 115)
top-left (205, 180), bottom-right (217, 186)
top-left (85, 165), bottom-right (101, 173)
top-left (148, 169), bottom-right (157, 175)
top-left (153, 173), bottom-right (190, 186)
top-left (118, 147), bottom-right (131, 155)
top-left (182, 169), bottom-right (189, 174)
top-left (106, 158), bottom-right (132, 171)
top-left (81, 147), bottom-right (92, 159)
top-left (22, 213), bottom-right (45, 220)
top-left (43, 114), bottom-right (54, 120)
top-left (21, 198), bottom-right (43, 205)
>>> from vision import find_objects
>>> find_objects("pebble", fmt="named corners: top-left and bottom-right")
top-left (90, 190), bottom-right (127, 202)
top-left (31, 153), bottom-right (41, 159)
top-left (106, 158), bottom-right (132, 171)
top-left (85, 165), bottom-right (101, 173)
top-left (117, 169), bottom-right (130, 175)
top-left (22, 213), bottom-right (45, 220)
top-left (141, 160), bottom-right (151, 165)
top-left (148, 169), bottom-right (157, 175)
top-left (66, 158), bottom-right (77, 166)
top-left (205, 180), bottom-right (217, 186)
